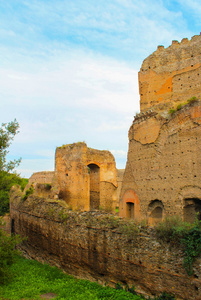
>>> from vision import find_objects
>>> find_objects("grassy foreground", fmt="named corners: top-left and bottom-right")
top-left (0, 255), bottom-right (144, 300)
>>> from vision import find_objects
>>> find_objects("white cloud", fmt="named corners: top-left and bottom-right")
top-left (0, 0), bottom-right (198, 178)
top-left (96, 119), bottom-right (132, 132)
top-left (0, 51), bottom-right (140, 114)
top-left (110, 149), bottom-right (127, 157)
top-left (1, 50), bottom-right (139, 177)
top-left (17, 158), bottom-right (54, 179)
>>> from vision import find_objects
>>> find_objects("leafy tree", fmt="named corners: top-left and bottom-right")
top-left (0, 172), bottom-right (28, 216)
top-left (0, 119), bottom-right (21, 172)
top-left (0, 119), bottom-right (26, 216)
top-left (0, 120), bottom-right (23, 285)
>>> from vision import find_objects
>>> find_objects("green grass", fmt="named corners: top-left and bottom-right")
top-left (0, 255), bottom-right (144, 300)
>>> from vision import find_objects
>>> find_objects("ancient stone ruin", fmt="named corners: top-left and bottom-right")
top-left (9, 35), bottom-right (201, 300)
top-left (27, 34), bottom-right (201, 224)
top-left (120, 34), bottom-right (201, 224)
top-left (28, 142), bottom-right (122, 213)
top-left (9, 193), bottom-right (201, 300)
top-left (139, 35), bottom-right (201, 112)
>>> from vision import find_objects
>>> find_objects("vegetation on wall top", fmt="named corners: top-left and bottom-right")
top-left (155, 215), bottom-right (201, 275)
top-left (168, 96), bottom-right (199, 115)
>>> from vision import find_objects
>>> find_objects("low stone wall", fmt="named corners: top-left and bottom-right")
top-left (28, 171), bottom-right (55, 187)
top-left (10, 188), bottom-right (201, 300)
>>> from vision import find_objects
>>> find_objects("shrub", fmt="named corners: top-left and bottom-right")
top-left (125, 285), bottom-right (137, 295)
top-left (45, 183), bottom-right (51, 190)
top-left (154, 292), bottom-right (175, 300)
top-left (168, 97), bottom-right (199, 117)
top-left (22, 186), bottom-right (34, 201)
top-left (176, 103), bottom-right (183, 110)
top-left (168, 108), bottom-right (176, 115)
top-left (181, 219), bottom-right (201, 275)
top-left (119, 220), bottom-right (139, 240)
top-left (0, 171), bottom-right (28, 216)
top-left (155, 216), bottom-right (201, 275)
top-left (115, 206), bottom-right (119, 213)
top-left (58, 210), bottom-right (69, 222)
top-left (187, 96), bottom-right (198, 104)
top-left (115, 283), bottom-right (123, 290)
top-left (0, 218), bottom-right (21, 284)
top-left (155, 215), bottom-right (191, 243)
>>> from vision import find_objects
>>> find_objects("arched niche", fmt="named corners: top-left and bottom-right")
top-left (148, 200), bottom-right (164, 225)
top-left (183, 198), bottom-right (201, 223)
top-left (177, 186), bottom-right (201, 222)
top-left (88, 163), bottom-right (100, 210)
top-left (122, 189), bottom-right (140, 220)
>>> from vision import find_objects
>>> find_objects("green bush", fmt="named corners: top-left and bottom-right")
top-left (0, 218), bottom-right (21, 284)
top-left (168, 108), bottom-right (176, 115)
top-left (169, 97), bottom-right (199, 116)
top-left (155, 216), bottom-right (201, 275)
top-left (45, 183), bottom-right (52, 190)
top-left (181, 218), bottom-right (201, 275)
top-left (187, 96), bottom-right (198, 104)
top-left (176, 103), bottom-right (183, 110)
top-left (0, 171), bottom-right (28, 216)
top-left (155, 215), bottom-right (191, 243)
top-left (22, 186), bottom-right (34, 201)
top-left (154, 292), bottom-right (175, 300)
top-left (119, 220), bottom-right (139, 240)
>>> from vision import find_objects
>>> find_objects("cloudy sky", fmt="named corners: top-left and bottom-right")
top-left (1, 0), bottom-right (200, 178)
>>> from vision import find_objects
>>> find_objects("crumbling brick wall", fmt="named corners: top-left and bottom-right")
top-left (28, 171), bottom-right (55, 186)
top-left (9, 191), bottom-right (201, 300)
top-left (55, 142), bottom-right (118, 212)
top-left (120, 101), bottom-right (201, 222)
top-left (27, 143), bottom-right (120, 213)
top-left (139, 35), bottom-right (201, 112)
top-left (120, 35), bottom-right (201, 223)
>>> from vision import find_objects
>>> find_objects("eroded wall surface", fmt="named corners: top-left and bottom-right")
top-left (120, 35), bottom-right (201, 222)
top-left (55, 143), bottom-right (118, 212)
top-left (28, 171), bottom-right (55, 186)
top-left (139, 35), bottom-right (201, 112)
top-left (120, 101), bottom-right (201, 222)
top-left (10, 192), bottom-right (201, 300)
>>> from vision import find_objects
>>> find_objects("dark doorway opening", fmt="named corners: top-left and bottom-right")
top-left (126, 202), bottom-right (134, 219)
top-left (88, 164), bottom-right (100, 210)
top-left (11, 219), bottom-right (15, 235)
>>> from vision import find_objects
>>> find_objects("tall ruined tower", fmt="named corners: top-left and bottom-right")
top-left (120, 35), bottom-right (201, 224)
top-left (139, 35), bottom-right (201, 112)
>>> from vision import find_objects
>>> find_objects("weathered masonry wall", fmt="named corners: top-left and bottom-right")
top-left (28, 171), bottom-right (55, 186)
top-left (139, 35), bottom-right (201, 112)
top-left (10, 191), bottom-right (201, 300)
top-left (27, 143), bottom-right (119, 213)
top-left (55, 143), bottom-right (118, 212)
top-left (120, 101), bottom-right (201, 223)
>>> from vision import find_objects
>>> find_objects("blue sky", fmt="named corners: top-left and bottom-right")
top-left (1, 0), bottom-right (200, 178)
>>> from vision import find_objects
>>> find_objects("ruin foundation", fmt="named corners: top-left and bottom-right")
top-left (10, 190), bottom-right (201, 300)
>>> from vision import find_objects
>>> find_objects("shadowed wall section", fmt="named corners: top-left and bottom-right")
top-left (9, 192), bottom-right (201, 300)
top-left (88, 163), bottom-right (100, 210)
